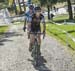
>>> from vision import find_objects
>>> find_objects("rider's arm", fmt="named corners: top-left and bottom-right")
top-left (27, 14), bottom-right (32, 32)
top-left (23, 13), bottom-right (27, 32)
top-left (23, 12), bottom-right (30, 31)
top-left (24, 17), bottom-right (26, 28)
top-left (41, 15), bottom-right (46, 33)
top-left (24, 13), bottom-right (28, 28)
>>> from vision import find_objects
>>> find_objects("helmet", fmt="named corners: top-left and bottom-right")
top-left (34, 6), bottom-right (41, 11)
top-left (29, 5), bottom-right (34, 10)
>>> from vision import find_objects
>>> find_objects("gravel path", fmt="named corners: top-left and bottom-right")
top-left (0, 24), bottom-right (75, 71)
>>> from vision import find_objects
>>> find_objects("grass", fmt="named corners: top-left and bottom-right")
top-left (53, 14), bottom-right (69, 22)
top-left (12, 21), bottom-right (24, 25)
top-left (0, 26), bottom-right (8, 35)
top-left (46, 23), bottom-right (75, 50)
top-left (53, 14), bottom-right (75, 23)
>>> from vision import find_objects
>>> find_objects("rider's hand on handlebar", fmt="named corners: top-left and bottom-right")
top-left (23, 27), bottom-right (26, 32)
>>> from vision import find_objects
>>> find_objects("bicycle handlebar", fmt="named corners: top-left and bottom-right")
top-left (23, 27), bottom-right (45, 39)
top-left (29, 32), bottom-right (43, 34)
top-left (29, 32), bottom-right (45, 39)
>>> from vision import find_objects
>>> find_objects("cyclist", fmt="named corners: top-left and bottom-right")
top-left (23, 5), bottom-right (34, 38)
top-left (28, 6), bottom-right (46, 55)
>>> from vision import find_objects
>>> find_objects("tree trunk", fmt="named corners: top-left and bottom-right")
top-left (18, 0), bottom-right (22, 13)
top-left (22, 0), bottom-right (26, 11)
top-left (67, 0), bottom-right (73, 20)
top-left (13, 0), bottom-right (17, 15)
top-left (47, 5), bottom-right (50, 20)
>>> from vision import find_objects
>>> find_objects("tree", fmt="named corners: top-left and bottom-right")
top-left (39, 0), bottom-right (57, 20)
top-left (18, 0), bottom-right (22, 13)
top-left (31, 0), bottom-right (40, 6)
top-left (58, 0), bottom-right (73, 20)
top-left (0, 0), bottom-right (5, 2)
top-left (7, 0), bottom-right (13, 6)
top-left (13, 0), bottom-right (17, 15)
top-left (67, 0), bottom-right (73, 20)
top-left (40, 0), bottom-right (73, 20)
top-left (23, 0), bottom-right (26, 11)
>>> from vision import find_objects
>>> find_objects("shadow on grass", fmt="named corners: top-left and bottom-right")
top-left (54, 19), bottom-right (69, 23)
top-left (53, 18), bottom-right (75, 23)
top-left (67, 30), bottom-right (75, 33)
top-left (28, 55), bottom-right (51, 71)
top-left (0, 32), bottom-right (23, 46)
top-left (47, 29), bottom-right (75, 50)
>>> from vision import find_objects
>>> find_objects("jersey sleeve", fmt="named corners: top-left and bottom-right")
top-left (41, 14), bottom-right (45, 24)
top-left (25, 12), bottom-right (32, 23)
top-left (24, 13), bottom-right (28, 20)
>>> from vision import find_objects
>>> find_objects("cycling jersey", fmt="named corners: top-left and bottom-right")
top-left (25, 11), bottom-right (34, 23)
top-left (30, 13), bottom-right (45, 32)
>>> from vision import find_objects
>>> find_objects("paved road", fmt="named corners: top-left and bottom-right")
top-left (0, 25), bottom-right (75, 71)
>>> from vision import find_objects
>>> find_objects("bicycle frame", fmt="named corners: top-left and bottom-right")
top-left (30, 32), bottom-right (43, 66)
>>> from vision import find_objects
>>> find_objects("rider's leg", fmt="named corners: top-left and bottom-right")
top-left (37, 34), bottom-right (41, 55)
top-left (37, 35), bottom-right (41, 45)
top-left (27, 23), bottom-right (31, 39)
top-left (29, 34), bottom-right (35, 52)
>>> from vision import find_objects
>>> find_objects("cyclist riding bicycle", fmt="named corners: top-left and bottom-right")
top-left (24, 5), bottom-right (34, 38)
top-left (28, 6), bottom-right (46, 55)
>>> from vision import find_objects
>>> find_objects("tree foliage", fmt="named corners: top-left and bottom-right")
top-left (31, 0), bottom-right (40, 5)
top-left (0, 0), bottom-right (5, 2)
top-left (39, 0), bottom-right (73, 20)
top-left (39, 0), bottom-right (57, 6)
top-left (58, 0), bottom-right (73, 19)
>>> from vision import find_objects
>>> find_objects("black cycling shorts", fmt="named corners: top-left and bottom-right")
top-left (30, 27), bottom-right (41, 32)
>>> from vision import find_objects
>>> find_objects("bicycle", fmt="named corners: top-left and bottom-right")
top-left (30, 32), bottom-right (45, 66)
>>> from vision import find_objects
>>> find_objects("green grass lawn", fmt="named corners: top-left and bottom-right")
top-left (0, 26), bottom-right (8, 35)
top-left (46, 23), bottom-right (75, 50)
top-left (53, 14), bottom-right (69, 22)
top-left (53, 14), bottom-right (75, 23)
